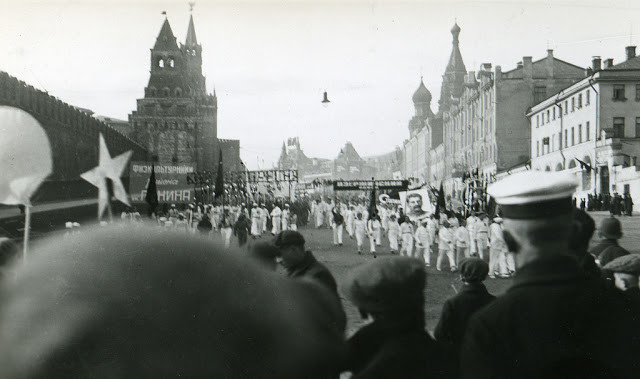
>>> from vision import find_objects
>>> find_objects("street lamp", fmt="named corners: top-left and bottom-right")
top-left (321, 91), bottom-right (330, 108)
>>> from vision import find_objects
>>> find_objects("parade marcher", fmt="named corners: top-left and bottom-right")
top-left (461, 171), bottom-right (640, 379)
top-left (234, 213), bottom-right (251, 247)
top-left (175, 213), bottom-right (189, 232)
top-left (591, 217), bottom-right (630, 267)
top-left (603, 254), bottom-right (640, 297)
top-left (437, 220), bottom-right (456, 272)
top-left (488, 217), bottom-right (509, 278)
top-left (354, 212), bottom-right (367, 255)
top-left (414, 220), bottom-right (432, 266)
top-left (474, 213), bottom-right (489, 260)
top-left (373, 214), bottom-right (383, 246)
top-left (270, 203), bottom-right (282, 235)
top-left (332, 205), bottom-right (345, 247)
top-left (455, 219), bottom-right (470, 265)
top-left (466, 212), bottom-right (478, 257)
top-left (343, 257), bottom-right (447, 378)
top-left (197, 214), bottom-right (213, 235)
top-left (427, 214), bottom-right (438, 251)
top-left (0, 226), bottom-right (346, 379)
top-left (282, 204), bottom-right (291, 231)
top-left (434, 258), bottom-right (495, 377)
top-left (346, 205), bottom-right (355, 238)
top-left (259, 204), bottom-right (268, 234)
top-left (168, 204), bottom-right (179, 223)
top-left (366, 215), bottom-right (382, 257)
top-left (290, 213), bottom-right (298, 231)
top-left (387, 214), bottom-right (400, 255)
top-left (250, 203), bottom-right (261, 238)
top-left (399, 216), bottom-right (414, 258)
top-left (220, 211), bottom-right (234, 248)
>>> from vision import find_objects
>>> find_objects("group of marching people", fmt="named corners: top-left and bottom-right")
top-left (327, 200), bottom-right (517, 278)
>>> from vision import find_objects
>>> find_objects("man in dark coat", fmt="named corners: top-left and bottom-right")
top-left (274, 231), bottom-right (339, 295)
top-left (590, 217), bottom-right (630, 267)
top-left (434, 257), bottom-right (495, 375)
top-left (461, 171), bottom-right (640, 379)
top-left (343, 257), bottom-right (448, 378)
top-left (233, 213), bottom-right (251, 247)
top-left (624, 193), bottom-right (633, 216)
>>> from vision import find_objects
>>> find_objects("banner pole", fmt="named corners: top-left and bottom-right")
top-left (23, 205), bottom-right (31, 262)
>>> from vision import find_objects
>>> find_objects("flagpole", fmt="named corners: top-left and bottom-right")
top-left (23, 205), bottom-right (31, 262)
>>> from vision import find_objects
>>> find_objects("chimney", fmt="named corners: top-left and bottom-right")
top-left (547, 49), bottom-right (555, 78)
top-left (495, 65), bottom-right (502, 81)
top-left (604, 58), bottom-right (614, 69)
top-left (626, 46), bottom-right (636, 60)
top-left (547, 49), bottom-right (554, 57)
top-left (592, 56), bottom-right (601, 72)
top-left (523, 56), bottom-right (533, 79)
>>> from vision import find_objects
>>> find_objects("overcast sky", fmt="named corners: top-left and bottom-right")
top-left (3, 0), bottom-right (640, 169)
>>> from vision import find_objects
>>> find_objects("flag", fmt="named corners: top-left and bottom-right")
top-left (145, 164), bottom-right (158, 216)
top-left (434, 182), bottom-right (446, 218)
top-left (486, 196), bottom-right (496, 219)
top-left (368, 184), bottom-right (377, 219)
top-left (214, 149), bottom-right (224, 201)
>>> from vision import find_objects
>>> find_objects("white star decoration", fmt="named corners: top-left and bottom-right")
top-left (80, 133), bottom-right (133, 219)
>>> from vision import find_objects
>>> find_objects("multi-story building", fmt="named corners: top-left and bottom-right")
top-left (529, 46), bottom-right (640, 200)
top-left (129, 13), bottom-right (240, 172)
top-left (441, 50), bottom-right (585, 198)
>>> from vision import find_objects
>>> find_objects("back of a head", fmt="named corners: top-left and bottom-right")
top-left (274, 230), bottom-right (305, 249)
top-left (248, 240), bottom-right (279, 270)
top-left (0, 226), bottom-right (344, 378)
top-left (569, 209), bottom-right (596, 253)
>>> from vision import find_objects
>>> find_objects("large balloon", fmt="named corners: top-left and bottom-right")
top-left (0, 106), bottom-right (52, 205)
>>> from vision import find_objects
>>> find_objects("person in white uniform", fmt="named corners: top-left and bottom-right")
top-left (414, 220), bottom-right (432, 266)
top-left (489, 217), bottom-right (509, 278)
top-left (437, 220), bottom-right (457, 272)
top-left (386, 214), bottom-right (400, 254)
top-left (250, 204), bottom-right (261, 238)
top-left (399, 217), bottom-right (414, 257)
top-left (353, 212), bottom-right (366, 255)
top-left (271, 204), bottom-right (282, 235)
top-left (282, 204), bottom-right (290, 231)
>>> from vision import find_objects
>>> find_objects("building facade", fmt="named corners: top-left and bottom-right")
top-left (530, 47), bottom-right (640, 201)
top-left (129, 14), bottom-right (239, 172)
top-left (441, 50), bottom-right (585, 197)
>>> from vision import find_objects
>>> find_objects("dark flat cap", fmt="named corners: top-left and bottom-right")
top-left (599, 217), bottom-right (623, 239)
top-left (459, 257), bottom-right (490, 282)
top-left (345, 257), bottom-right (425, 313)
top-left (603, 254), bottom-right (640, 275)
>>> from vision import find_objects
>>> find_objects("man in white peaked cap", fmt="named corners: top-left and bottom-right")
top-left (460, 171), bottom-right (640, 379)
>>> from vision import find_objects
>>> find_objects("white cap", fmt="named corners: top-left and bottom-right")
top-left (72, 222), bottom-right (80, 228)
top-left (65, 222), bottom-right (73, 229)
top-left (487, 171), bottom-right (578, 205)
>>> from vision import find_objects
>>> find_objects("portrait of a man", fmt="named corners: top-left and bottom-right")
top-left (406, 192), bottom-right (428, 221)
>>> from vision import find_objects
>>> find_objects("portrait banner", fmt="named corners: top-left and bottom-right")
top-left (399, 188), bottom-right (435, 223)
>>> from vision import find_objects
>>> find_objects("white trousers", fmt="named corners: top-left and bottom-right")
top-left (333, 224), bottom-right (343, 244)
top-left (272, 217), bottom-right (282, 234)
top-left (437, 249), bottom-right (456, 270)
top-left (221, 227), bottom-right (233, 248)
top-left (416, 245), bottom-right (431, 264)
top-left (489, 246), bottom-right (508, 276)
top-left (368, 234), bottom-right (376, 253)
top-left (355, 232), bottom-right (365, 251)
top-left (388, 232), bottom-right (399, 251)
top-left (400, 234), bottom-right (413, 257)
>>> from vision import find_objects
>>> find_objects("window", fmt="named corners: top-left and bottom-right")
top-left (613, 117), bottom-right (625, 137)
top-left (586, 122), bottom-right (590, 141)
top-left (636, 85), bottom-right (640, 101)
top-left (578, 94), bottom-right (582, 108)
top-left (565, 129), bottom-right (568, 147)
top-left (571, 97), bottom-right (575, 111)
top-left (553, 107), bottom-right (556, 120)
top-left (537, 141), bottom-right (540, 157)
top-left (547, 110), bottom-right (550, 122)
top-left (536, 115), bottom-right (539, 127)
top-left (541, 113), bottom-right (544, 124)
top-left (534, 86), bottom-right (547, 104)
top-left (571, 127), bottom-right (575, 145)
top-left (564, 101), bottom-right (568, 114)
top-left (613, 85), bottom-right (626, 100)
top-left (167, 58), bottom-right (175, 68)
top-left (158, 58), bottom-right (164, 68)
top-left (578, 124), bottom-right (582, 143)
top-left (636, 117), bottom-right (640, 137)
top-left (586, 90), bottom-right (590, 105)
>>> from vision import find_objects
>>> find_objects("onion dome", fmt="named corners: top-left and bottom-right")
top-left (412, 79), bottom-right (432, 104)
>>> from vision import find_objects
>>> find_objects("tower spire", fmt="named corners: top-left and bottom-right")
top-left (186, 3), bottom-right (198, 47)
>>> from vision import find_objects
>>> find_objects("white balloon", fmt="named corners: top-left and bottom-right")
top-left (0, 106), bottom-right (52, 206)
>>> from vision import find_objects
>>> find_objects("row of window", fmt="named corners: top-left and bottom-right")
top-left (536, 122), bottom-right (591, 156)
top-left (535, 89), bottom-right (591, 127)
top-left (147, 86), bottom-right (185, 97)
top-left (612, 84), bottom-right (640, 101)
top-left (157, 57), bottom-right (175, 68)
